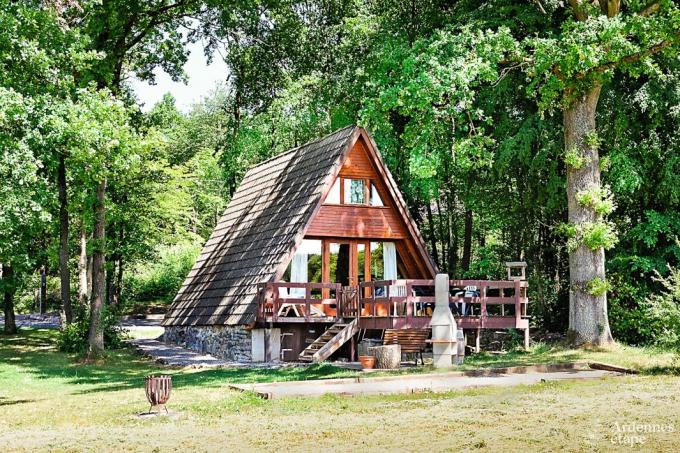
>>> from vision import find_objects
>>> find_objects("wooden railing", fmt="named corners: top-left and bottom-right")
top-left (357, 279), bottom-right (529, 330)
top-left (256, 282), bottom-right (343, 323)
top-left (256, 279), bottom-right (529, 330)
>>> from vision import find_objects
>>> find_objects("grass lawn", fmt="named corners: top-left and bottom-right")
top-left (1, 329), bottom-right (679, 452)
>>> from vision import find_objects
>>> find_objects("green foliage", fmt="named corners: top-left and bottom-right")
top-left (576, 185), bottom-right (615, 216)
top-left (582, 222), bottom-right (619, 251)
top-left (57, 306), bottom-right (126, 354)
top-left (559, 221), bottom-right (618, 252)
top-left (587, 277), bottom-right (610, 297)
top-left (598, 155), bottom-right (611, 172)
top-left (563, 146), bottom-right (589, 169)
top-left (124, 243), bottom-right (201, 304)
top-left (462, 245), bottom-right (506, 280)
top-left (585, 131), bottom-right (602, 149)
top-left (644, 267), bottom-right (680, 348)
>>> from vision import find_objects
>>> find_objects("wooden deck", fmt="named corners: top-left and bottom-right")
top-left (257, 279), bottom-right (529, 331)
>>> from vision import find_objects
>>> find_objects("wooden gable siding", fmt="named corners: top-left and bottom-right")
top-left (307, 138), bottom-right (406, 239)
top-left (338, 137), bottom-right (374, 178)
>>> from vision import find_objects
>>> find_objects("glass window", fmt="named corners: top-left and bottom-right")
top-left (282, 239), bottom-right (322, 284)
top-left (370, 242), bottom-right (384, 281)
top-left (343, 178), bottom-right (365, 204)
top-left (370, 183), bottom-right (384, 206)
top-left (325, 178), bottom-right (340, 204)
top-left (329, 242), bottom-right (351, 286)
top-left (357, 243), bottom-right (366, 283)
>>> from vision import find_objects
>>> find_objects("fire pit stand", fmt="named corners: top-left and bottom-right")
top-left (144, 375), bottom-right (172, 414)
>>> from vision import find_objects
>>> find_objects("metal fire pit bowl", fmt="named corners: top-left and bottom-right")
top-left (144, 375), bottom-right (172, 414)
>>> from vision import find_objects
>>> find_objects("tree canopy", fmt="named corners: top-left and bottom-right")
top-left (1, 0), bottom-right (679, 348)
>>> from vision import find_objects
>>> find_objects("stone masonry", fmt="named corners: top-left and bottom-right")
top-left (164, 325), bottom-right (252, 362)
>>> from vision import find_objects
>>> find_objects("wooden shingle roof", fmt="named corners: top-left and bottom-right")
top-left (163, 125), bottom-right (358, 326)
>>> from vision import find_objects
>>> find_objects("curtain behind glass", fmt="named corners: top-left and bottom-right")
top-left (290, 253), bottom-right (308, 297)
top-left (383, 242), bottom-right (405, 299)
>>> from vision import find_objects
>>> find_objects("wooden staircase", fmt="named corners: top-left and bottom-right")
top-left (298, 319), bottom-right (359, 363)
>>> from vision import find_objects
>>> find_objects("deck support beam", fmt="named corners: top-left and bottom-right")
top-left (524, 328), bottom-right (530, 351)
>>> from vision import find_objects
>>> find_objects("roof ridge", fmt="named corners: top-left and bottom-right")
top-left (246, 124), bottom-right (357, 171)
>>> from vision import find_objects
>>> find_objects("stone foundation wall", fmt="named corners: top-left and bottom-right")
top-left (164, 325), bottom-right (252, 362)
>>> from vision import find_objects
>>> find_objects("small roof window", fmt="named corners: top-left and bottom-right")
top-left (344, 179), bottom-right (365, 204)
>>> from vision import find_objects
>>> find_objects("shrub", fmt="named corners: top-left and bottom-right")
top-left (644, 267), bottom-right (680, 348)
top-left (124, 242), bottom-right (200, 305)
top-left (57, 306), bottom-right (126, 353)
top-left (608, 274), bottom-right (654, 345)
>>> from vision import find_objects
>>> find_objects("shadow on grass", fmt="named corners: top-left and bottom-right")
top-left (4, 329), bottom-right (678, 398)
top-left (0, 397), bottom-right (37, 406)
top-left (0, 329), bottom-right (358, 395)
top-left (461, 347), bottom-right (582, 370)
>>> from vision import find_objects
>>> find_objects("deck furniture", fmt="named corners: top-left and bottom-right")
top-left (383, 328), bottom-right (429, 365)
top-left (257, 278), bottom-right (530, 361)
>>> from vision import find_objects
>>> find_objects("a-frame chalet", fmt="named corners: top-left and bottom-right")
top-left (163, 126), bottom-right (529, 362)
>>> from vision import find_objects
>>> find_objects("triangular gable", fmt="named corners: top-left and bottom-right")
top-left (299, 130), bottom-right (436, 279)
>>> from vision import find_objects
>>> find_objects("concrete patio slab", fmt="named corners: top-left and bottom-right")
top-left (231, 367), bottom-right (620, 399)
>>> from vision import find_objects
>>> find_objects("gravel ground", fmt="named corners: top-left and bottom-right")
top-left (0, 313), bottom-right (61, 329)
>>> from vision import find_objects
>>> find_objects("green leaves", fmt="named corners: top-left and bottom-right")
top-left (563, 146), bottom-right (590, 169)
top-left (560, 221), bottom-right (618, 252)
top-left (576, 185), bottom-right (616, 216)
top-left (587, 277), bottom-right (611, 297)
top-left (0, 88), bottom-right (51, 270)
top-left (525, 2), bottom-right (680, 110)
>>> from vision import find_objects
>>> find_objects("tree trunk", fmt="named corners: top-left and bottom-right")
top-left (78, 221), bottom-right (89, 305)
top-left (2, 265), bottom-right (17, 334)
top-left (39, 265), bottom-right (46, 315)
top-left (57, 155), bottom-right (73, 323)
top-left (369, 344), bottom-right (401, 369)
top-left (106, 264), bottom-right (114, 305)
top-left (113, 257), bottom-right (123, 306)
top-left (88, 179), bottom-right (107, 356)
top-left (564, 84), bottom-right (614, 346)
top-left (87, 254), bottom-right (93, 297)
top-left (462, 209), bottom-right (473, 272)
top-left (435, 197), bottom-right (447, 266)
top-left (425, 201), bottom-right (440, 267)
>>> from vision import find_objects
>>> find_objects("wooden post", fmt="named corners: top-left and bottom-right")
top-left (363, 240), bottom-right (371, 298)
top-left (386, 282), bottom-right (391, 320)
top-left (322, 241), bottom-right (330, 299)
top-left (273, 285), bottom-right (279, 323)
top-left (475, 328), bottom-right (481, 353)
top-left (350, 335), bottom-right (356, 361)
top-left (514, 280), bottom-right (521, 328)
top-left (480, 284), bottom-right (487, 328)
top-left (305, 286), bottom-right (311, 322)
top-left (406, 282), bottom-right (413, 321)
top-left (524, 328), bottom-right (530, 351)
